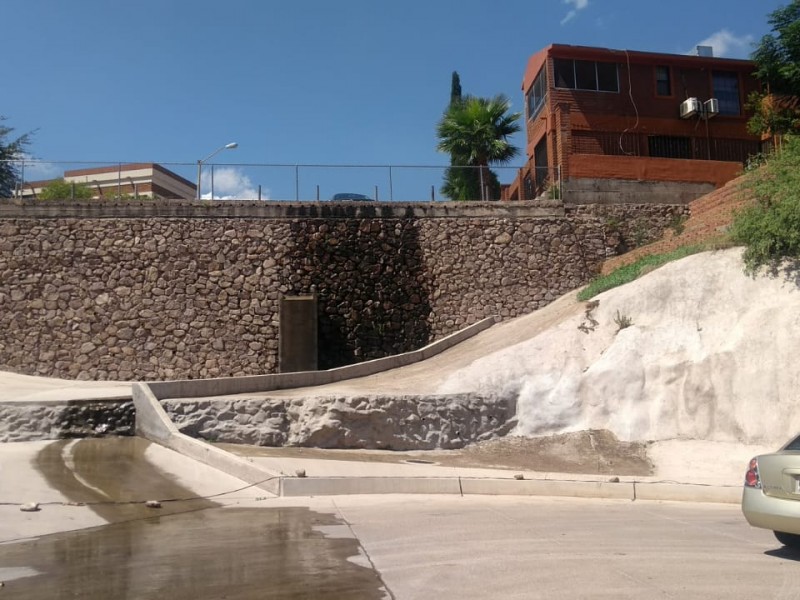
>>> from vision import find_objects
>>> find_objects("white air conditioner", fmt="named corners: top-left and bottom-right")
top-left (704, 98), bottom-right (720, 118)
top-left (680, 97), bottom-right (701, 119)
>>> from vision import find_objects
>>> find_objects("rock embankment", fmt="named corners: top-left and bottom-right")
top-left (163, 393), bottom-right (515, 450)
top-left (0, 401), bottom-right (134, 442)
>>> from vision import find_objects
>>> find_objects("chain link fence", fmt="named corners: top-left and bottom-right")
top-left (3, 158), bottom-right (722, 205)
top-left (3, 159), bottom-right (541, 202)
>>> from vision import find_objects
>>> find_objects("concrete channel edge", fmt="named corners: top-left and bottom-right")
top-left (132, 382), bottom-right (741, 504)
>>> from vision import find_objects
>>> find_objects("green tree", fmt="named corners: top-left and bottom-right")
top-left (748, 0), bottom-right (800, 137)
top-left (441, 71), bottom-right (481, 200)
top-left (38, 179), bottom-right (94, 200)
top-left (449, 71), bottom-right (462, 106)
top-left (436, 94), bottom-right (521, 201)
top-left (0, 116), bottom-right (32, 198)
top-left (730, 134), bottom-right (800, 274)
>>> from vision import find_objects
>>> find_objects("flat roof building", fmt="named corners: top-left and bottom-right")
top-left (20, 163), bottom-right (196, 200)
top-left (503, 44), bottom-right (762, 203)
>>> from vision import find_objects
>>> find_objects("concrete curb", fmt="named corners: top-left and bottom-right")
top-left (632, 481), bottom-right (741, 504)
top-left (281, 477), bottom-right (463, 497)
top-left (461, 478), bottom-right (634, 500)
top-left (277, 475), bottom-right (740, 504)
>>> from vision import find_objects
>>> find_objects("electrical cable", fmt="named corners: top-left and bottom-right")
top-left (619, 49), bottom-right (641, 156)
top-left (0, 474), bottom-right (280, 508)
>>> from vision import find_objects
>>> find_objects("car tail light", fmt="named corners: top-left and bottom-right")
top-left (744, 457), bottom-right (761, 489)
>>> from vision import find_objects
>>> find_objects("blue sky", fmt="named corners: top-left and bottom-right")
top-left (2, 0), bottom-right (786, 200)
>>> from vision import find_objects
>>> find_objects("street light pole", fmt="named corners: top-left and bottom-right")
top-left (196, 142), bottom-right (238, 199)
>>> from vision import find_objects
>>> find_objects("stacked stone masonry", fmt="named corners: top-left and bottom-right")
top-left (0, 200), bottom-right (686, 380)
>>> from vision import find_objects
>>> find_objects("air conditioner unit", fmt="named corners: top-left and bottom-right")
top-left (680, 97), bottom-right (701, 119)
top-left (704, 98), bottom-right (720, 118)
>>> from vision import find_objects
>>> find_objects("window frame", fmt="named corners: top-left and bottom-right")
top-left (553, 58), bottom-right (619, 94)
top-left (712, 70), bottom-right (741, 116)
top-left (526, 68), bottom-right (547, 121)
top-left (655, 65), bottom-right (672, 97)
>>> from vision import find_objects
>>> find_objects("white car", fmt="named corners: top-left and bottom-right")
top-left (742, 434), bottom-right (800, 548)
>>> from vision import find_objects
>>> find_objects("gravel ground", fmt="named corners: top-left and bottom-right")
top-left (219, 428), bottom-right (653, 477)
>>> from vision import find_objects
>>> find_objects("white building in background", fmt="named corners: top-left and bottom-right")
top-left (20, 163), bottom-right (196, 200)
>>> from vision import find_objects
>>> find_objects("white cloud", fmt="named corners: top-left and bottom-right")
top-left (200, 167), bottom-right (269, 200)
top-left (691, 29), bottom-right (754, 59)
top-left (17, 154), bottom-right (61, 181)
top-left (561, 0), bottom-right (589, 25)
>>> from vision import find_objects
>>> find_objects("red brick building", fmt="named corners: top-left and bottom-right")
top-left (503, 44), bottom-right (762, 203)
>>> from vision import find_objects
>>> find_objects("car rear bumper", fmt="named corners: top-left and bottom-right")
top-left (742, 486), bottom-right (800, 535)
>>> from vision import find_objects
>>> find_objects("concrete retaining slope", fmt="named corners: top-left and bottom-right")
top-left (131, 312), bottom-right (742, 504)
top-left (145, 316), bottom-right (499, 400)
top-left (132, 383), bottom-right (281, 496)
top-left (135, 377), bottom-right (741, 503)
top-left (133, 316), bottom-right (503, 496)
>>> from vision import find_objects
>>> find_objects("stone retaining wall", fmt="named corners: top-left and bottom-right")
top-left (0, 200), bottom-right (687, 380)
top-left (163, 394), bottom-right (515, 451)
top-left (0, 401), bottom-right (135, 443)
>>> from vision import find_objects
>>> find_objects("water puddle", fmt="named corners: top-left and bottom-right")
top-left (0, 507), bottom-right (387, 599)
top-left (1, 437), bottom-right (387, 598)
top-left (33, 437), bottom-right (218, 522)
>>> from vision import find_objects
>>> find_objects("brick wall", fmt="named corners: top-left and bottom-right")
top-left (600, 175), bottom-right (748, 274)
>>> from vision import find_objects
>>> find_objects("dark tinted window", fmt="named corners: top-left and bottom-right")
top-left (656, 66), bottom-right (671, 96)
top-left (575, 60), bottom-right (597, 90)
top-left (596, 62), bottom-right (619, 92)
top-left (526, 68), bottom-right (547, 120)
top-left (783, 434), bottom-right (800, 451)
top-left (553, 58), bottom-right (618, 93)
top-left (554, 58), bottom-right (575, 89)
top-left (712, 71), bottom-right (740, 115)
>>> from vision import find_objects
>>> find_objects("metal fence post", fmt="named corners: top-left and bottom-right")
top-left (389, 166), bottom-right (394, 201)
top-left (558, 165), bottom-right (562, 201)
top-left (295, 165), bottom-right (299, 201)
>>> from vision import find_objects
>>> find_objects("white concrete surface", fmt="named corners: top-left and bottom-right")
top-left (0, 440), bottom-right (266, 544)
top-left (441, 249), bottom-right (800, 451)
top-left (2, 440), bottom-right (794, 600)
top-left (0, 372), bottom-right (131, 403)
top-left (315, 494), bottom-right (798, 600)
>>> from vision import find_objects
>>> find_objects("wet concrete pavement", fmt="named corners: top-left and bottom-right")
top-left (1, 507), bottom-right (386, 599)
top-left (33, 438), bottom-right (219, 523)
top-left (3, 437), bottom-right (800, 599)
top-left (0, 438), bottom-right (388, 599)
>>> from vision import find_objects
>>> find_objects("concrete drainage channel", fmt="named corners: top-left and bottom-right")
top-left (132, 380), bottom-right (741, 504)
top-left (119, 316), bottom-right (741, 504)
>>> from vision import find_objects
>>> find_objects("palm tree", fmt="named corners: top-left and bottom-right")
top-left (436, 95), bottom-right (521, 201)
